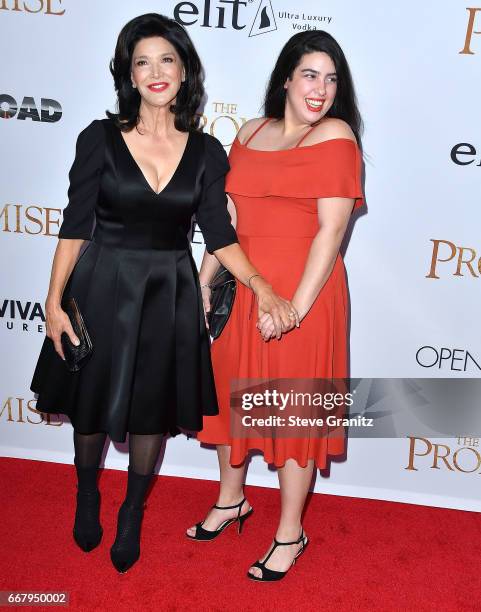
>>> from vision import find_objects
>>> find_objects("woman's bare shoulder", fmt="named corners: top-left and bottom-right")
top-left (304, 117), bottom-right (356, 146)
top-left (236, 117), bottom-right (268, 145)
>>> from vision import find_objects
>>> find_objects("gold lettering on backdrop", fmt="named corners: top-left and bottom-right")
top-left (0, 0), bottom-right (21, 10)
top-left (212, 102), bottom-right (238, 114)
top-left (0, 397), bottom-right (15, 422)
top-left (454, 247), bottom-right (478, 277)
top-left (23, 0), bottom-right (42, 13)
top-left (453, 447), bottom-right (481, 472)
top-left (202, 101), bottom-right (248, 147)
top-left (210, 115), bottom-right (246, 145)
top-left (15, 203), bottom-right (21, 233)
top-left (44, 413), bottom-right (63, 426)
top-left (44, 0), bottom-right (64, 14)
top-left (0, 396), bottom-right (63, 425)
top-left (459, 7), bottom-right (481, 54)
top-left (27, 399), bottom-right (44, 424)
top-left (405, 436), bottom-right (481, 473)
top-left (405, 436), bottom-right (432, 471)
top-left (431, 443), bottom-right (455, 471)
top-left (24, 206), bottom-right (44, 235)
top-left (0, 0), bottom-right (64, 13)
top-left (426, 239), bottom-right (456, 278)
top-left (16, 397), bottom-right (26, 423)
top-left (44, 206), bottom-right (61, 235)
top-left (426, 239), bottom-right (481, 278)
top-left (0, 204), bottom-right (62, 236)
top-left (0, 204), bottom-right (11, 232)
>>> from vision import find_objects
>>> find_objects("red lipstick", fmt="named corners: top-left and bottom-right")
top-left (147, 82), bottom-right (169, 93)
top-left (305, 98), bottom-right (325, 112)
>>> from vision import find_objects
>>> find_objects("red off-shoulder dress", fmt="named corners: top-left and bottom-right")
top-left (198, 121), bottom-right (363, 469)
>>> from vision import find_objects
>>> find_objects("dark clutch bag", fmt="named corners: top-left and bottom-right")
top-left (207, 266), bottom-right (236, 340)
top-left (60, 297), bottom-right (93, 372)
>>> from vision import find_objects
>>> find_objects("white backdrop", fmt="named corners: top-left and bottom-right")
top-left (1, 0), bottom-right (480, 512)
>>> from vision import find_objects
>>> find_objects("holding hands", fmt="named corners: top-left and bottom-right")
top-left (199, 243), bottom-right (302, 342)
top-left (257, 311), bottom-right (293, 341)
top-left (201, 276), bottom-right (298, 340)
top-left (249, 275), bottom-right (300, 342)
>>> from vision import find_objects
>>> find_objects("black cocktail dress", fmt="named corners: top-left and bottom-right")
top-left (31, 118), bottom-right (238, 441)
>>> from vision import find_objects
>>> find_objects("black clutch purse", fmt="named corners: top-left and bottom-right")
top-left (60, 297), bottom-right (93, 372)
top-left (207, 266), bottom-right (236, 340)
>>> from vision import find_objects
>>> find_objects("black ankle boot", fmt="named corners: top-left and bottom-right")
top-left (73, 464), bottom-right (102, 552)
top-left (110, 467), bottom-right (153, 573)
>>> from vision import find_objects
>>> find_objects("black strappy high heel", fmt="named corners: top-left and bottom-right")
top-left (247, 529), bottom-right (309, 582)
top-left (187, 498), bottom-right (253, 541)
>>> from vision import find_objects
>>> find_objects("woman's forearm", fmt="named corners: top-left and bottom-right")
top-left (292, 227), bottom-right (346, 320)
top-left (214, 242), bottom-right (297, 335)
top-left (46, 238), bottom-right (85, 310)
top-left (198, 250), bottom-right (221, 286)
top-left (213, 243), bottom-right (262, 289)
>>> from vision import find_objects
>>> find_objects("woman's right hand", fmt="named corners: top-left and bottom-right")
top-left (45, 300), bottom-right (79, 361)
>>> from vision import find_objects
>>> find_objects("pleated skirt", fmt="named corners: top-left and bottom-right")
top-left (31, 241), bottom-right (218, 441)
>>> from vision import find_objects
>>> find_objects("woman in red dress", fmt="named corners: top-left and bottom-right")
top-left (188, 31), bottom-right (364, 581)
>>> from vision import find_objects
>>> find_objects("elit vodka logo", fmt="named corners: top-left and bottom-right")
top-left (249, 0), bottom-right (277, 37)
top-left (173, 0), bottom-right (277, 35)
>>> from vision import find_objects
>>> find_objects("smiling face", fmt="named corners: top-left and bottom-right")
top-left (130, 36), bottom-right (185, 108)
top-left (284, 51), bottom-right (338, 123)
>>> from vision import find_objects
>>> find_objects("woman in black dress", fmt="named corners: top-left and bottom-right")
top-left (31, 13), bottom-right (297, 573)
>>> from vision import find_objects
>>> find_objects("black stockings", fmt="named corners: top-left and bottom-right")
top-left (73, 432), bottom-right (163, 476)
top-left (127, 433), bottom-right (163, 475)
top-left (74, 432), bottom-right (106, 469)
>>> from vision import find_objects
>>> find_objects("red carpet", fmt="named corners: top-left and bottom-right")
top-left (0, 457), bottom-right (479, 611)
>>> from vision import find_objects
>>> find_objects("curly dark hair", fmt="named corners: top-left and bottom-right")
top-left (264, 31), bottom-right (363, 145)
top-left (106, 13), bottom-right (205, 132)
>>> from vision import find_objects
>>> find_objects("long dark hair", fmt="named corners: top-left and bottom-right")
top-left (264, 31), bottom-right (363, 145)
top-left (106, 13), bottom-right (204, 132)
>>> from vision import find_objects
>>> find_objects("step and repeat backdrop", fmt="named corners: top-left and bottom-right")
top-left (1, 1), bottom-right (480, 512)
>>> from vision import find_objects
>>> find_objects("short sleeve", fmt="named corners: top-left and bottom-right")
top-left (195, 134), bottom-right (238, 254)
top-left (58, 120), bottom-right (105, 240)
top-left (315, 139), bottom-right (364, 211)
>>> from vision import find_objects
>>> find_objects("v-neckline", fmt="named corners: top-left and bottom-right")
top-left (118, 128), bottom-right (191, 196)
